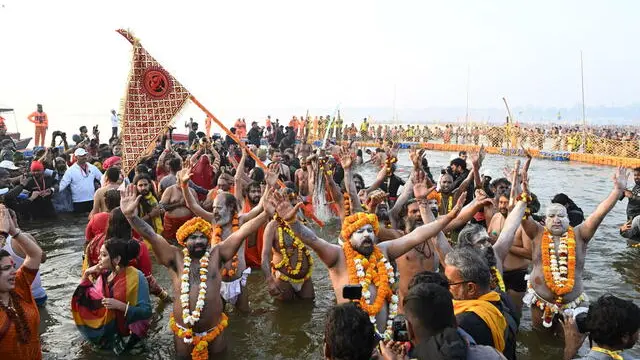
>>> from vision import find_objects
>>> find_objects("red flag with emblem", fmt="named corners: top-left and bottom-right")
top-left (116, 29), bottom-right (191, 174)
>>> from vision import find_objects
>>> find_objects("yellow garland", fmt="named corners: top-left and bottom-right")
top-left (272, 216), bottom-right (314, 284)
top-left (169, 313), bottom-right (229, 360)
top-left (490, 266), bottom-right (506, 293)
top-left (341, 212), bottom-right (380, 241)
top-left (176, 217), bottom-right (213, 247)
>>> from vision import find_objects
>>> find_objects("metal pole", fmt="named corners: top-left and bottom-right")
top-left (580, 51), bottom-right (587, 153)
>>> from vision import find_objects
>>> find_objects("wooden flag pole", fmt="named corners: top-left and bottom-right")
top-left (189, 95), bottom-right (286, 188)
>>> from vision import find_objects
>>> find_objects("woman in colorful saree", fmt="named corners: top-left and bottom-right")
top-left (72, 237), bottom-right (152, 355)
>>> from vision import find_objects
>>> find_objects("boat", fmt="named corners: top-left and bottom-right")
top-left (0, 108), bottom-right (32, 150)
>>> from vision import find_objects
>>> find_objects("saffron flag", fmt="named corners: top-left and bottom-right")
top-left (117, 29), bottom-right (191, 174)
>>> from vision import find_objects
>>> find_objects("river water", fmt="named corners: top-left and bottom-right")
top-left (28, 150), bottom-right (639, 359)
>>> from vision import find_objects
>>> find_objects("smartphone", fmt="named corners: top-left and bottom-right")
top-left (392, 314), bottom-right (409, 342)
top-left (342, 284), bottom-right (362, 301)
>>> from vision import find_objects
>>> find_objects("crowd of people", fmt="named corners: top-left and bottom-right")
top-left (0, 111), bottom-right (639, 360)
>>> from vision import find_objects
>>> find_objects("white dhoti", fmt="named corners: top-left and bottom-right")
top-left (220, 268), bottom-right (251, 305)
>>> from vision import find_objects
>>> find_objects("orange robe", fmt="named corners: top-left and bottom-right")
top-left (243, 198), bottom-right (265, 268)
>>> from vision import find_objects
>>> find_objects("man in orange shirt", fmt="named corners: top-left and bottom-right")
top-left (27, 104), bottom-right (48, 147)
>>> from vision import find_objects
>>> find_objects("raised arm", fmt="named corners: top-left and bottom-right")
top-left (389, 171), bottom-right (414, 228)
top-left (268, 190), bottom-right (342, 268)
top-left (177, 168), bottom-right (213, 221)
top-left (218, 210), bottom-right (270, 263)
top-left (120, 185), bottom-right (178, 267)
top-left (509, 227), bottom-right (533, 260)
top-left (339, 148), bottom-right (363, 214)
top-left (0, 206), bottom-right (43, 270)
top-left (578, 167), bottom-right (628, 243)
top-left (492, 201), bottom-right (528, 267)
top-left (261, 220), bottom-right (277, 279)
top-left (380, 193), bottom-right (465, 261)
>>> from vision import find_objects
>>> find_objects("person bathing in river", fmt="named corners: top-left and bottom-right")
top-left (267, 186), bottom-right (464, 338)
top-left (121, 183), bottom-right (275, 359)
top-left (262, 187), bottom-right (315, 301)
top-left (178, 167), bottom-right (279, 312)
top-left (521, 167), bottom-right (630, 333)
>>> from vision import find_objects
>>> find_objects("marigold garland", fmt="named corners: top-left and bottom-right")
top-left (343, 241), bottom-right (398, 339)
top-left (343, 192), bottom-right (352, 216)
top-left (169, 313), bottom-right (229, 360)
top-left (341, 212), bottom-right (379, 242)
top-left (541, 227), bottom-right (576, 298)
top-left (490, 266), bottom-right (506, 293)
top-left (271, 216), bottom-right (314, 284)
top-left (214, 214), bottom-right (240, 277)
top-left (427, 190), bottom-right (442, 206)
top-left (385, 156), bottom-right (397, 177)
top-left (176, 217), bottom-right (213, 247)
top-left (541, 226), bottom-right (577, 326)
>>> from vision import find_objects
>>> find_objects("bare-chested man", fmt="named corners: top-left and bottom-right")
top-left (178, 168), bottom-right (277, 312)
top-left (89, 167), bottom-right (122, 219)
top-left (268, 189), bottom-right (464, 337)
top-left (159, 182), bottom-right (196, 241)
top-left (521, 167), bottom-right (629, 332)
top-left (488, 194), bottom-right (510, 239)
top-left (295, 133), bottom-right (312, 160)
top-left (262, 188), bottom-right (315, 301)
top-left (121, 185), bottom-right (275, 359)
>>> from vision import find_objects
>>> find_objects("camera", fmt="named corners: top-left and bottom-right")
top-left (392, 314), bottom-right (409, 342)
top-left (574, 311), bottom-right (588, 333)
top-left (92, 125), bottom-right (99, 134)
top-left (342, 284), bottom-right (362, 301)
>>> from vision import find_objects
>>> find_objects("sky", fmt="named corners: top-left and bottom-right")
top-left (1, 0), bottom-right (639, 140)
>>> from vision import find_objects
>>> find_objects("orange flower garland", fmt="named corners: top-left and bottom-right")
top-left (541, 227), bottom-right (576, 300)
top-left (341, 212), bottom-right (379, 242)
top-left (343, 241), bottom-right (398, 339)
top-left (343, 192), bottom-right (352, 216)
top-left (169, 313), bottom-right (229, 360)
top-left (213, 214), bottom-right (240, 277)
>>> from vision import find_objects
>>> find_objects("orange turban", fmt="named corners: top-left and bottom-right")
top-left (176, 217), bottom-right (213, 247)
top-left (341, 212), bottom-right (379, 241)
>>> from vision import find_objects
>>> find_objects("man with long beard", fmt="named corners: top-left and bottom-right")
top-left (522, 167), bottom-right (629, 333)
top-left (262, 188), bottom-right (314, 301)
top-left (178, 168), bottom-right (277, 312)
top-left (267, 188), bottom-right (464, 338)
top-left (121, 185), bottom-right (276, 359)
top-left (133, 174), bottom-right (164, 236)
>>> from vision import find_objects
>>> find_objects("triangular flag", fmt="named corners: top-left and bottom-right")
top-left (117, 29), bottom-right (191, 174)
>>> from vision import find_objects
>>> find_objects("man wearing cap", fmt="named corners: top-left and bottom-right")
top-left (23, 160), bottom-right (56, 219)
top-left (58, 148), bottom-right (102, 213)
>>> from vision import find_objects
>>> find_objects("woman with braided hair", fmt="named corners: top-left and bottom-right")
top-left (0, 204), bottom-right (44, 359)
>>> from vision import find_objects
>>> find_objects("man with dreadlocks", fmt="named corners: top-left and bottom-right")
top-left (267, 188), bottom-right (464, 339)
top-left (178, 167), bottom-right (278, 312)
top-left (121, 184), bottom-right (277, 359)
top-left (262, 187), bottom-right (315, 301)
